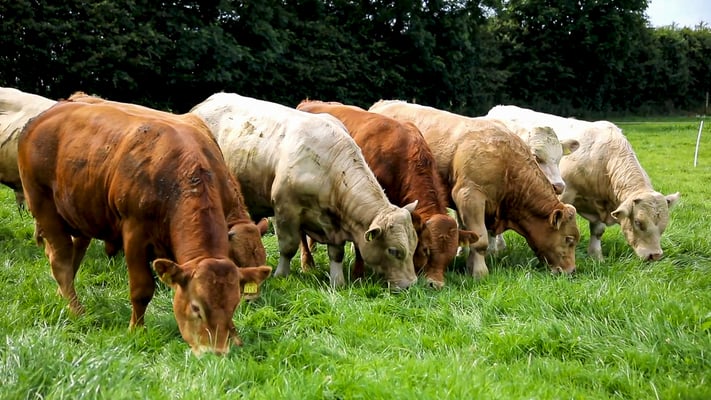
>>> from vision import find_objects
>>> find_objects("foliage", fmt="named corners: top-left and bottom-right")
top-left (1, 1), bottom-right (710, 115)
top-left (1, 118), bottom-right (710, 398)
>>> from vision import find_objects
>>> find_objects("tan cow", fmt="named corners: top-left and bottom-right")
top-left (485, 105), bottom-right (680, 261)
top-left (369, 100), bottom-right (580, 278)
top-left (190, 93), bottom-right (419, 290)
top-left (0, 87), bottom-right (56, 205)
top-left (296, 100), bottom-right (478, 288)
top-left (19, 99), bottom-right (271, 355)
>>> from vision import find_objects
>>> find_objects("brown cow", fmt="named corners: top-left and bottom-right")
top-left (296, 100), bottom-right (477, 288)
top-left (369, 100), bottom-right (580, 278)
top-left (67, 92), bottom-right (268, 270)
top-left (18, 99), bottom-right (271, 356)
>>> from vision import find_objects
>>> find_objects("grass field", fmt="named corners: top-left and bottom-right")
top-left (1, 118), bottom-right (710, 399)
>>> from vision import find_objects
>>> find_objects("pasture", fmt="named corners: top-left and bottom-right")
top-left (1, 118), bottom-right (710, 399)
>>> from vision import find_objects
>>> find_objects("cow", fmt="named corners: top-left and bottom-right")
top-left (296, 100), bottom-right (478, 288)
top-left (189, 93), bottom-right (419, 290)
top-left (484, 105), bottom-right (680, 261)
top-left (369, 100), bottom-right (580, 278)
top-left (18, 99), bottom-right (272, 356)
top-left (486, 107), bottom-right (580, 252)
top-left (0, 87), bottom-right (56, 206)
top-left (66, 91), bottom-right (268, 270)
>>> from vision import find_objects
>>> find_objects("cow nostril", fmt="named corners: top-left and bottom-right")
top-left (647, 253), bottom-right (662, 261)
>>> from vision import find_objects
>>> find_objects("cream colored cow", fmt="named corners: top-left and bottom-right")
top-left (486, 105), bottom-right (680, 261)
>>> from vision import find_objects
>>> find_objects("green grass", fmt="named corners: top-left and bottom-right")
top-left (1, 117), bottom-right (710, 399)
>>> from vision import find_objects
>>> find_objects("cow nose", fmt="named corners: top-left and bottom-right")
top-left (647, 252), bottom-right (662, 261)
top-left (553, 182), bottom-right (566, 195)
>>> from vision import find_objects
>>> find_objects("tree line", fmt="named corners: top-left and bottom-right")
top-left (1, 0), bottom-right (709, 117)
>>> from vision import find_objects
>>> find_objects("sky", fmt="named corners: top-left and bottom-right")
top-left (646, 0), bottom-right (711, 28)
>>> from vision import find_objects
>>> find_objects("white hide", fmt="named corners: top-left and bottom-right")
top-left (0, 87), bottom-right (56, 204)
top-left (190, 93), bottom-right (418, 289)
top-left (486, 105), bottom-right (680, 261)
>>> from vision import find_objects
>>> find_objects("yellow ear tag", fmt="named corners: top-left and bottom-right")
top-left (243, 282), bottom-right (258, 294)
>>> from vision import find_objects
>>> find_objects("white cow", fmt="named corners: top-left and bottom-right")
top-left (486, 105), bottom-right (680, 261)
top-left (190, 93), bottom-right (419, 289)
top-left (0, 87), bottom-right (56, 205)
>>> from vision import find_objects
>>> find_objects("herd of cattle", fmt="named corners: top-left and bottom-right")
top-left (0, 87), bottom-right (679, 356)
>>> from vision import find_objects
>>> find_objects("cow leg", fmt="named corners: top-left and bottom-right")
top-left (327, 244), bottom-right (346, 288)
top-left (299, 234), bottom-right (317, 272)
top-left (489, 233), bottom-right (507, 253)
top-left (29, 202), bottom-right (85, 314)
top-left (273, 228), bottom-right (300, 279)
top-left (588, 221), bottom-right (606, 260)
top-left (122, 227), bottom-right (154, 329)
top-left (352, 246), bottom-right (365, 280)
top-left (452, 186), bottom-right (489, 278)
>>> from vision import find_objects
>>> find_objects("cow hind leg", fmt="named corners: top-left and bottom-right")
top-left (299, 234), bottom-right (317, 272)
top-left (588, 221), bottom-right (606, 260)
top-left (33, 215), bottom-right (85, 314)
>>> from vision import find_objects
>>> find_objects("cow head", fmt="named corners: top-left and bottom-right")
top-left (359, 201), bottom-right (419, 290)
top-left (611, 191), bottom-right (680, 261)
top-left (524, 126), bottom-right (580, 195)
top-left (416, 214), bottom-right (478, 289)
top-left (153, 257), bottom-right (271, 356)
top-left (527, 204), bottom-right (580, 274)
top-left (227, 219), bottom-right (268, 267)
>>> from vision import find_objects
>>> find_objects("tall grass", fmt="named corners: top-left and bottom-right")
top-left (1, 118), bottom-right (709, 399)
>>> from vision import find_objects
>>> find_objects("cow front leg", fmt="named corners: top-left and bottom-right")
top-left (452, 187), bottom-right (489, 278)
top-left (327, 244), bottom-right (346, 288)
top-left (299, 234), bottom-right (317, 272)
top-left (122, 228), bottom-right (154, 329)
top-left (588, 221), bottom-right (606, 260)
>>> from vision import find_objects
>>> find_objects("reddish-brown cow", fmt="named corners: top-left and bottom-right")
top-left (296, 100), bottom-right (477, 287)
top-left (67, 92), bottom-right (268, 270)
top-left (18, 99), bottom-right (271, 356)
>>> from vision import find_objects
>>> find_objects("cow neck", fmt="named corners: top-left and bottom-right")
top-left (605, 144), bottom-right (654, 206)
top-left (498, 163), bottom-right (561, 236)
top-left (335, 165), bottom-right (392, 238)
top-left (169, 170), bottom-right (231, 264)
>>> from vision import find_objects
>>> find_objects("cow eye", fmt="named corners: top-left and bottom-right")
top-left (387, 247), bottom-right (404, 260)
top-left (191, 302), bottom-right (202, 319)
top-left (634, 220), bottom-right (645, 231)
top-left (565, 236), bottom-right (575, 245)
top-left (535, 155), bottom-right (544, 163)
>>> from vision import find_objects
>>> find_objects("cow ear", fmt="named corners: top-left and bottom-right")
top-left (457, 230), bottom-right (479, 246)
top-left (365, 227), bottom-right (383, 242)
top-left (549, 209), bottom-right (565, 230)
top-left (152, 258), bottom-right (188, 289)
top-left (239, 266), bottom-right (272, 294)
top-left (256, 218), bottom-right (270, 236)
top-left (611, 201), bottom-right (631, 220)
top-left (561, 139), bottom-right (580, 155)
top-left (666, 192), bottom-right (680, 208)
top-left (403, 200), bottom-right (418, 213)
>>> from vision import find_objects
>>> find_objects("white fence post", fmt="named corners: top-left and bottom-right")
top-left (694, 120), bottom-right (704, 167)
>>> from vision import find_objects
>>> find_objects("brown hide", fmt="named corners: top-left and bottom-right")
top-left (18, 100), bottom-right (271, 355)
top-left (68, 92), bottom-right (267, 269)
top-left (369, 101), bottom-right (580, 277)
top-left (296, 100), bottom-right (475, 288)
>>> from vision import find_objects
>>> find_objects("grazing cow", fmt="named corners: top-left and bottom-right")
top-left (369, 100), bottom-right (580, 278)
top-left (296, 100), bottom-right (478, 288)
top-left (67, 92), bottom-right (268, 269)
top-left (484, 105), bottom-right (680, 261)
top-left (18, 99), bottom-right (272, 356)
top-left (486, 107), bottom-right (580, 252)
top-left (0, 87), bottom-right (56, 206)
top-left (190, 93), bottom-right (419, 290)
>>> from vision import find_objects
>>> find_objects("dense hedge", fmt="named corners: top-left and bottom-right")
top-left (1, 0), bottom-right (709, 117)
